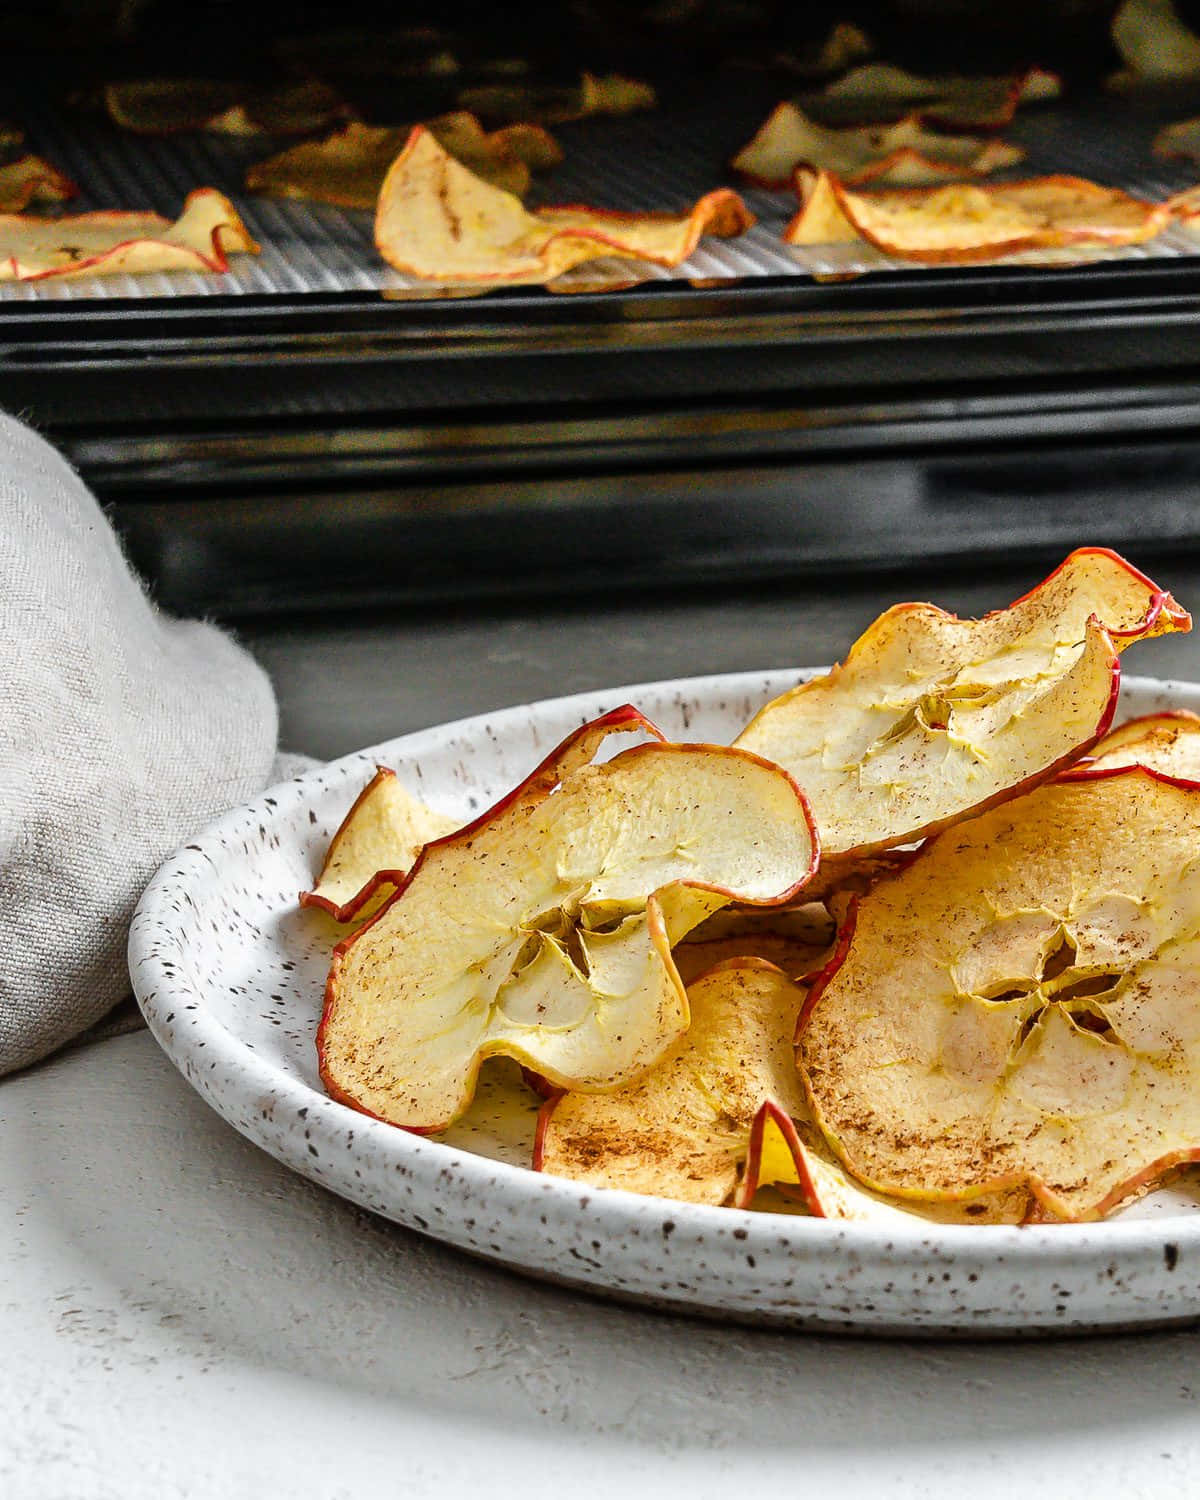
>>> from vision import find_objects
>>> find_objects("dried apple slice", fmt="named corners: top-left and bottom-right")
top-left (810, 63), bottom-right (1060, 130)
top-left (248, 114), bottom-right (562, 207)
top-left (319, 708), bottom-right (817, 1131)
top-left (800, 765), bottom-right (1200, 1221)
top-left (536, 959), bottom-right (1026, 1220)
top-left (300, 766), bottom-right (458, 922)
top-left (1090, 710), bottom-right (1200, 779)
top-left (784, 171), bottom-right (1171, 260)
top-left (732, 104), bottom-right (1024, 190)
top-left (375, 126), bottom-right (752, 284)
top-left (0, 155), bottom-right (78, 213)
top-left (0, 190), bottom-right (259, 282)
top-left (735, 548), bottom-right (1189, 858)
top-left (735, 1101), bottom-right (1028, 1222)
top-left (534, 960), bottom-right (808, 1204)
top-left (1111, 0), bottom-right (1200, 86)
top-left (458, 72), bottom-right (656, 126)
top-left (104, 77), bottom-right (350, 136)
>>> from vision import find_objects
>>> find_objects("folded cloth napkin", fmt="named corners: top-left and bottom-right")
top-left (0, 414), bottom-right (284, 1077)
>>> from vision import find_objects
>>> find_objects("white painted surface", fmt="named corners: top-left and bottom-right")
top-left (3, 1029), bottom-right (1200, 1500)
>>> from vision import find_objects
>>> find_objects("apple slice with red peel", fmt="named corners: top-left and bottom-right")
top-left (799, 765), bottom-right (1200, 1221)
top-left (247, 114), bottom-right (561, 208)
top-left (735, 548), bottom-right (1190, 858)
top-left (375, 127), bottom-right (752, 284)
top-left (1089, 711), bottom-right (1200, 780)
top-left (319, 710), bottom-right (817, 1132)
top-left (458, 72), bottom-right (655, 126)
top-left (0, 155), bottom-right (78, 213)
top-left (809, 63), bottom-right (1060, 129)
top-left (300, 766), bottom-right (458, 923)
top-left (0, 189), bottom-right (258, 282)
top-left (784, 171), bottom-right (1171, 261)
top-left (536, 958), bottom-right (1027, 1220)
top-left (732, 103), bottom-right (1023, 190)
top-left (104, 77), bottom-right (350, 136)
top-left (734, 1102), bottom-right (1028, 1223)
top-left (534, 959), bottom-right (811, 1204)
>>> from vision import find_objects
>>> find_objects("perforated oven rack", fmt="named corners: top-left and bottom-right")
top-left (7, 82), bottom-right (1200, 612)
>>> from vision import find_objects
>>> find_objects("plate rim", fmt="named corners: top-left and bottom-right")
top-left (128, 668), bottom-right (1200, 1319)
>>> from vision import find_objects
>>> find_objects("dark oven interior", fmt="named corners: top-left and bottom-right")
top-left (6, 0), bottom-right (1200, 614)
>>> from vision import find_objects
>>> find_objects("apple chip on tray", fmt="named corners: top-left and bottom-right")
top-left (0, 155), bottom-right (78, 213)
top-left (0, 189), bottom-right (259, 282)
top-left (1154, 117), bottom-right (1200, 164)
top-left (318, 706), bottom-right (817, 1132)
top-left (799, 764), bottom-right (1200, 1221)
top-left (1110, 0), bottom-right (1200, 87)
top-left (374, 126), bottom-right (753, 285)
top-left (807, 62), bottom-right (1060, 130)
top-left (458, 72), bottom-right (655, 126)
top-left (734, 548), bottom-right (1189, 859)
top-left (732, 104), bottom-right (1024, 189)
top-left (785, 170), bottom-right (1173, 261)
top-left (248, 114), bottom-right (562, 207)
top-left (103, 76), bottom-right (351, 136)
top-left (535, 958), bottom-right (1027, 1221)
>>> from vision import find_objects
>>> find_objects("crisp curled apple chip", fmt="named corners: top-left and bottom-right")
top-left (376, 127), bottom-right (752, 283)
top-left (458, 72), bottom-right (656, 125)
top-left (735, 548), bottom-right (1189, 857)
top-left (248, 114), bottom-right (562, 207)
top-left (1091, 711), bottom-right (1200, 779)
top-left (809, 63), bottom-right (1060, 129)
top-left (300, 766), bottom-right (458, 922)
top-left (732, 104), bottom-right (1023, 190)
top-left (800, 765), bottom-right (1200, 1221)
top-left (1111, 0), bottom-right (1200, 87)
top-left (104, 77), bottom-right (350, 136)
top-left (319, 708), bottom-right (817, 1131)
top-left (534, 960), bottom-right (811, 1204)
top-left (536, 958), bottom-right (1026, 1221)
top-left (734, 1101), bottom-right (1028, 1222)
top-left (0, 189), bottom-right (259, 282)
top-left (0, 155), bottom-right (78, 213)
top-left (784, 171), bottom-right (1171, 260)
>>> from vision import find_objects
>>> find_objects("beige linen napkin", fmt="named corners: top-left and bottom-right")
top-left (0, 414), bottom-right (283, 1076)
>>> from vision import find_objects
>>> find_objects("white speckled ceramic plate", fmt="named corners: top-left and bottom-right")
top-left (130, 671), bottom-right (1200, 1336)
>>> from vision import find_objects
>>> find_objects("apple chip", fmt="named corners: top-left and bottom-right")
top-left (536, 959), bottom-right (1026, 1221)
top-left (458, 72), bottom-right (656, 126)
top-left (0, 190), bottom-right (259, 282)
top-left (735, 548), bottom-right (1189, 857)
top-left (800, 765), bottom-right (1200, 1221)
top-left (784, 171), bottom-right (1172, 260)
top-left (732, 104), bottom-right (1024, 189)
top-left (734, 1102), bottom-right (1029, 1223)
top-left (1154, 117), bottom-right (1200, 164)
top-left (0, 155), bottom-right (78, 213)
top-left (301, 766), bottom-right (458, 922)
top-left (810, 63), bottom-right (1060, 129)
top-left (1111, 0), bottom-right (1200, 86)
top-left (319, 707), bottom-right (816, 1131)
top-left (104, 77), bottom-right (350, 136)
top-left (1090, 711), bottom-right (1200, 779)
top-left (375, 127), bottom-right (753, 284)
top-left (248, 115), bottom-right (562, 208)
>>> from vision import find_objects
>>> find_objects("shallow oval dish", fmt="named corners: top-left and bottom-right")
top-left (129, 670), bottom-right (1200, 1335)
